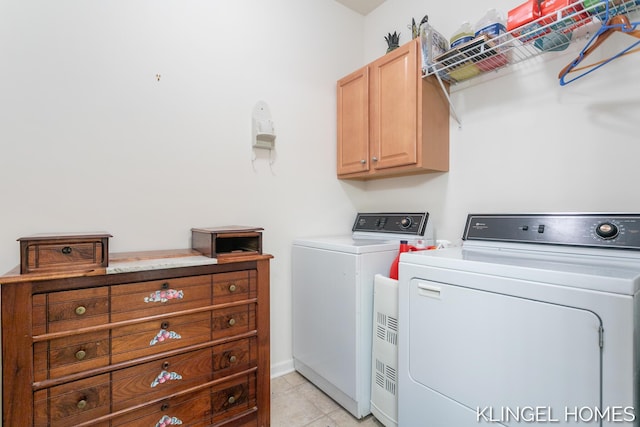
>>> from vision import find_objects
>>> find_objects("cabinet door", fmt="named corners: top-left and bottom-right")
top-left (370, 40), bottom-right (418, 170)
top-left (337, 66), bottom-right (369, 175)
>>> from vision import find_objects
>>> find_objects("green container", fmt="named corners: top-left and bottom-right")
top-left (582, 0), bottom-right (636, 21)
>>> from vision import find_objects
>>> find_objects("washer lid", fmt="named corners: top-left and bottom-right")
top-left (292, 235), bottom-right (399, 254)
top-left (400, 246), bottom-right (640, 295)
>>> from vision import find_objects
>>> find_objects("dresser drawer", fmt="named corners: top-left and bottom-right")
top-left (212, 337), bottom-right (258, 380)
top-left (213, 270), bottom-right (256, 304)
top-left (111, 275), bottom-right (212, 322)
top-left (34, 330), bottom-right (110, 381)
top-left (34, 374), bottom-right (111, 427)
top-left (111, 312), bottom-right (212, 363)
top-left (212, 372), bottom-right (257, 424)
top-left (112, 348), bottom-right (213, 411)
top-left (111, 389), bottom-right (211, 427)
top-left (212, 303), bottom-right (256, 339)
top-left (33, 287), bottom-right (109, 335)
top-left (19, 233), bottom-right (110, 274)
top-left (215, 411), bottom-right (259, 427)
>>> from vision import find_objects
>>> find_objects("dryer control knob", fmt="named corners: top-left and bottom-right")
top-left (596, 222), bottom-right (619, 239)
top-left (400, 217), bottom-right (412, 229)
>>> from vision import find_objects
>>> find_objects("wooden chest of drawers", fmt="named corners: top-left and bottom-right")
top-left (1, 250), bottom-right (271, 426)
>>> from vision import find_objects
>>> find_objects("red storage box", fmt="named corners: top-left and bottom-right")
top-left (539, 0), bottom-right (590, 32)
top-left (508, 0), bottom-right (546, 41)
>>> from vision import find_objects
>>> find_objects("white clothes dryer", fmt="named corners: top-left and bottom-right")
top-left (398, 213), bottom-right (640, 427)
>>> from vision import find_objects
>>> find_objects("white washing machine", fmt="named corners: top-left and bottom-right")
top-left (292, 212), bottom-right (432, 419)
top-left (398, 213), bottom-right (640, 426)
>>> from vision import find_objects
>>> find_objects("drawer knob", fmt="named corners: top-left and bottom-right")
top-left (161, 321), bottom-right (170, 329)
top-left (61, 246), bottom-right (73, 255)
top-left (161, 403), bottom-right (170, 411)
top-left (228, 396), bottom-right (236, 404)
top-left (229, 355), bottom-right (237, 364)
top-left (75, 306), bottom-right (86, 316)
top-left (77, 399), bottom-right (87, 410)
top-left (75, 350), bottom-right (87, 361)
top-left (228, 318), bottom-right (236, 326)
top-left (161, 282), bottom-right (170, 290)
top-left (229, 283), bottom-right (237, 292)
top-left (162, 361), bottom-right (170, 370)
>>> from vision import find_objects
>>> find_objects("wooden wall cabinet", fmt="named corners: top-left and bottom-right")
top-left (1, 250), bottom-right (271, 427)
top-left (337, 38), bottom-right (450, 179)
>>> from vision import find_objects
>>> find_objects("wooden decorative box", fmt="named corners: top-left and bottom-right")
top-left (191, 226), bottom-right (263, 259)
top-left (18, 232), bottom-right (112, 274)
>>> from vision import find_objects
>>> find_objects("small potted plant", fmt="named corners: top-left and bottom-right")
top-left (384, 31), bottom-right (400, 53)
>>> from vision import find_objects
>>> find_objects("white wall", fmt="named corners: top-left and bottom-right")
top-left (1, 0), bottom-right (639, 381)
top-left (359, 0), bottom-right (640, 243)
top-left (0, 0), bottom-right (365, 377)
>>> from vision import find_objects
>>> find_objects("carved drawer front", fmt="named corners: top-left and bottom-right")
top-left (27, 242), bottom-right (102, 269)
top-left (212, 303), bottom-right (256, 339)
top-left (33, 373), bottom-right (111, 427)
top-left (111, 311), bottom-right (212, 363)
top-left (111, 348), bottom-right (213, 412)
top-left (213, 270), bottom-right (256, 304)
top-left (110, 389), bottom-right (212, 427)
top-left (33, 287), bottom-right (109, 335)
top-left (34, 330), bottom-right (110, 381)
top-left (212, 337), bottom-right (258, 380)
top-left (111, 275), bottom-right (212, 322)
top-left (212, 372), bottom-right (257, 424)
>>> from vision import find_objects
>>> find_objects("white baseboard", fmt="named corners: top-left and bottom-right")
top-left (270, 358), bottom-right (295, 379)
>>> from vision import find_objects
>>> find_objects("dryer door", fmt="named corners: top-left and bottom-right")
top-left (407, 278), bottom-right (602, 425)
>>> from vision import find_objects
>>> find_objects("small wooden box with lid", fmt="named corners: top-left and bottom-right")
top-left (191, 226), bottom-right (263, 259)
top-left (17, 232), bottom-right (112, 274)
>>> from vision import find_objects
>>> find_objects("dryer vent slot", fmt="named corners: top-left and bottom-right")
top-left (375, 358), bottom-right (397, 396)
top-left (377, 311), bottom-right (398, 345)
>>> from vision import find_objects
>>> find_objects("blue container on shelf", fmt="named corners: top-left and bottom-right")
top-left (534, 31), bottom-right (573, 50)
top-left (450, 22), bottom-right (475, 47)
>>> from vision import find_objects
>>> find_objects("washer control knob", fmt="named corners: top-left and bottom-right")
top-left (400, 217), bottom-right (412, 229)
top-left (596, 222), bottom-right (619, 239)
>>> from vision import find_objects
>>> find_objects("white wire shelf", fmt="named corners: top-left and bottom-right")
top-left (422, 0), bottom-right (640, 84)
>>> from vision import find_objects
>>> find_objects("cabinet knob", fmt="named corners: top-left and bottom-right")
top-left (75, 306), bottom-right (86, 316)
top-left (228, 318), bottom-right (236, 326)
top-left (228, 396), bottom-right (236, 404)
top-left (229, 283), bottom-right (237, 292)
top-left (61, 246), bottom-right (73, 255)
top-left (360, 159), bottom-right (366, 164)
top-left (372, 156), bottom-right (378, 162)
top-left (75, 350), bottom-right (87, 361)
top-left (229, 355), bottom-right (237, 364)
top-left (77, 399), bottom-right (87, 410)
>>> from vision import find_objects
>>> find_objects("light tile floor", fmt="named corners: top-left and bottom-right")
top-left (271, 371), bottom-right (385, 427)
